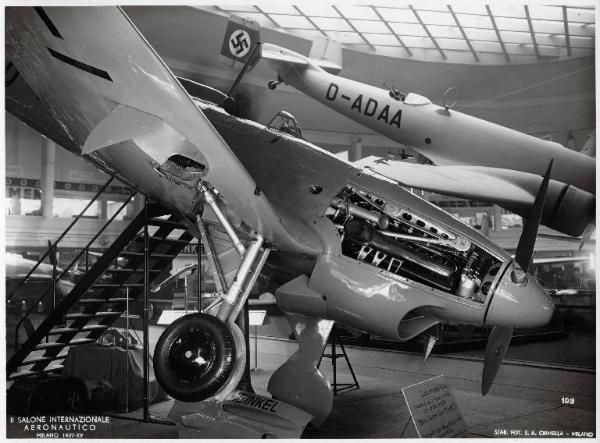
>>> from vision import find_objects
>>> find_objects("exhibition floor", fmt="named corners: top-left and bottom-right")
top-left (113, 331), bottom-right (595, 438)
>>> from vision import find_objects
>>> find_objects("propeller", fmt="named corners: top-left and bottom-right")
top-left (481, 159), bottom-right (553, 396)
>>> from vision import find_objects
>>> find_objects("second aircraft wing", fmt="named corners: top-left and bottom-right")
top-left (356, 156), bottom-right (594, 237)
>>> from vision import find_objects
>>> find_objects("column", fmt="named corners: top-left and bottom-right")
top-left (100, 199), bottom-right (108, 219)
top-left (492, 204), bottom-right (503, 232)
top-left (349, 138), bottom-right (363, 162)
top-left (41, 140), bottom-right (56, 220)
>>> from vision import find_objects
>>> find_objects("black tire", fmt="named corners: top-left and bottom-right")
top-left (153, 313), bottom-right (236, 402)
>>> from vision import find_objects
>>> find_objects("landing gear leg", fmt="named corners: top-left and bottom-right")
top-left (154, 182), bottom-right (269, 404)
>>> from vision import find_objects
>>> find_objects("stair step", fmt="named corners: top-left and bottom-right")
top-left (9, 366), bottom-right (64, 380)
top-left (107, 268), bottom-right (162, 274)
top-left (48, 325), bottom-right (109, 335)
top-left (121, 251), bottom-right (176, 259)
top-left (35, 338), bottom-right (95, 350)
top-left (65, 311), bottom-right (121, 319)
top-left (135, 236), bottom-right (190, 246)
top-left (92, 283), bottom-right (144, 288)
top-left (78, 298), bottom-right (128, 304)
top-left (148, 218), bottom-right (186, 229)
top-left (19, 355), bottom-right (67, 367)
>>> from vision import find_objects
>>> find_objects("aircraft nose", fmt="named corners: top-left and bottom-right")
top-left (485, 264), bottom-right (554, 328)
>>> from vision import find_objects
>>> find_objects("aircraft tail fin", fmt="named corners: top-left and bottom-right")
top-left (308, 36), bottom-right (343, 74)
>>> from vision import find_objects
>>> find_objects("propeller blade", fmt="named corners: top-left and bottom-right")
top-left (424, 335), bottom-right (437, 362)
top-left (481, 326), bottom-right (513, 395)
top-left (514, 160), bottom-right (553, 271)
top-left (578, 223), bottom-right (596, 251)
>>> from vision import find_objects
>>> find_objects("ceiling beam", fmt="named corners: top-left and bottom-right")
top-left (332, 5), bottom-right (377, 52)
top-left (292, 5), bottom-right (328, 37)
top-left (524, 5), bottom-right (540, 60)
top-left (562, 6), bottom-right (572, 56)
top-left (486, 5), bottom-right (510, 62)
top-left (409, 5), bottom-right (446, 60)
top-left (372, 6), bottom-right (412, 56)
top-left (447, 4), bottom-right (479, 62)
top-left (253, 5), bottom-right (281, 28)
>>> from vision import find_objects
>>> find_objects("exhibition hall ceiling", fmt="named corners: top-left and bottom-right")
top-left (207, 1), bottom-right (595, 64)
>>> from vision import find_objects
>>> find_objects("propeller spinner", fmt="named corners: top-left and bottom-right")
top-left (481, 160), bottom-right (554, 396)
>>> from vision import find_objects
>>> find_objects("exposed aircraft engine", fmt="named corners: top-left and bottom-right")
top-left (326, 186), bottom-right (502, 304)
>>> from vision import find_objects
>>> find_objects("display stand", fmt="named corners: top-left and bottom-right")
top-left (317, 325), bottom-right (359, 394)
top-left (249, 309), bottom-right (266, 372)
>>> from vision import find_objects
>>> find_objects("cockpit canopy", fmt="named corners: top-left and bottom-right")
top-left (267, 110), bottom-right (304, 139)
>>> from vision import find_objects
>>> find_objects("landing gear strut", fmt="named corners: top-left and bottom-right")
top-left (153, 182), bottom-right (270, 403)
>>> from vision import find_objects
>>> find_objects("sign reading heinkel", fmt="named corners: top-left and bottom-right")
top-left (402, 375), bottom-right (467, 438)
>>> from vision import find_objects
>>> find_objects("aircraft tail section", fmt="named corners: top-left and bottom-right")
top-left (308, 36), bottom-right (343, 74)
top-left (262, 40), bottom-right (342, 76)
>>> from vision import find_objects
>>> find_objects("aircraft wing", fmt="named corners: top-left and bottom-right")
top-left (6, 7), bottom-right (313, 251)
top-left (356, 156), bottom-right (595, 237)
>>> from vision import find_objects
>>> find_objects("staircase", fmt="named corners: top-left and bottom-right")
top-left (7, 203), bottom-right (193, 380)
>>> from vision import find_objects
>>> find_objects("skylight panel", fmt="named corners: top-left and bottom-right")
top-left (312, 17), bottom-right (353, 32)
top-left (216, 5), bottom-right (258, 13)
top-left (569, 22), bottom-right (595, 37)
top-left (526, 5), bottom-right (564, 21)
top-left (436, 38), bottom-right (470, 51)
top-left (427, 25), bottom-right (463, 39)
top-left (389, 22), bottom-right (428, 37)
top-left (270, 14), bottom-right (315, 29)
top-left (257, 5), bottom-right (298, 15)
top-left (295, 4), bottom-right (338, 18)
top-left (352, 19), bottom-right (389, 34)
top-left (415, 10), bottom-right (456, 27)
top-left (455, 14), bottom-right (493, 29)
top-left (470, 41), bottom-right (503, 54)
top-left (494, 17), bottom-right (530, 32)
top-left (531, 20), bottom-right (570, 35)
top-left (464, 28), bottom-right (499, 41)
top-left (364, 33), bottom-right (401, 46)
top-left (376, 7), bottom-right (419, 24)
top-left (567, 8), bottom-right (595, 24)
top-left (337, 5), bottom-right (378, 20)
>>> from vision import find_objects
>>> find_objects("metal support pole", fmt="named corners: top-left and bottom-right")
top-left (197, 240), bottom-right (201, 310)
top-left (143, 201), bottom-right (150, 422)
top-left (252, 325), bottom-right (262, 372)
top-left (51, 245), bottom-right (57, 311)
top-left (236, 302), bottom-right (255, 392)
top-left (332, 333), bottom-right (337, 395)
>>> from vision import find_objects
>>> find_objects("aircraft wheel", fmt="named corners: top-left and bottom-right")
top-left (153, 313), bottom-right (235, 402)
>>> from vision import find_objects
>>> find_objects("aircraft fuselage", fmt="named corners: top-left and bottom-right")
top-left (276, 63), bottom-right (595, 195)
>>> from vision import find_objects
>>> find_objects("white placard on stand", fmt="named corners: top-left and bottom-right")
top-left (157, 310), bottom-right (198, 325)
top-left (402, 375), bottom-right (467, 438)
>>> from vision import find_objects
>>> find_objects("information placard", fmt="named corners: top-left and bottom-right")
top-left (157, 310), bottom-right (198, 325)
top-left (248, 309), bottom-right (267, 326)
top-left (402, 375), bottom-right (467, 438)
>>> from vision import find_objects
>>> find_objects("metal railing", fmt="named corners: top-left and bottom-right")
top-left (7, 175), bottom-right (118, 304)
top-left (11, 175), bottom-right (137, 349)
